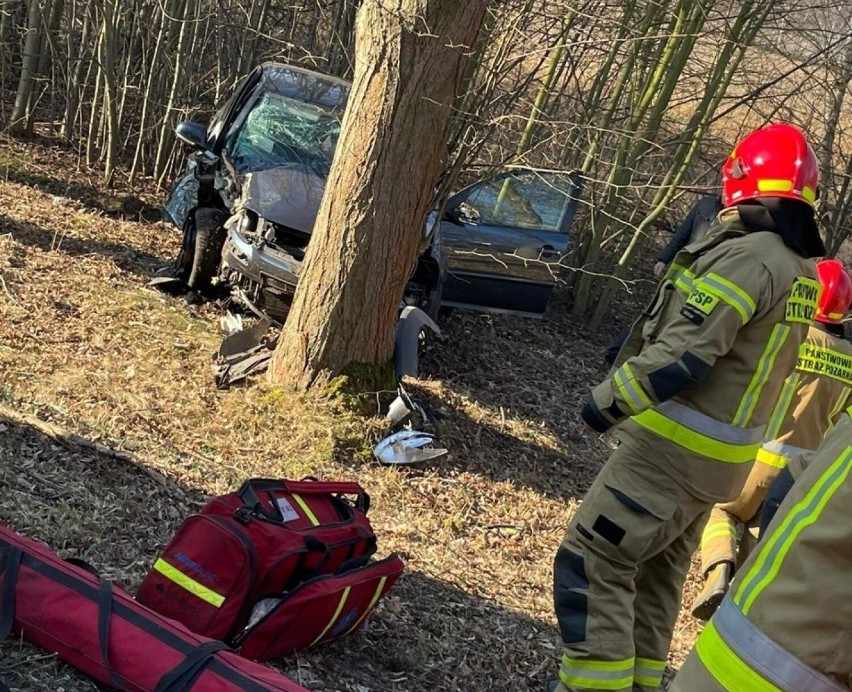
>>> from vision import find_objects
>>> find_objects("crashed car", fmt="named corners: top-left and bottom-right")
top-left (164, 62), bottom-right (582, 323)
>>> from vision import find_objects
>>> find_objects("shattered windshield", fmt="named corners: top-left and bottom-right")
top-left (229, 91), bottom-right (341, 177)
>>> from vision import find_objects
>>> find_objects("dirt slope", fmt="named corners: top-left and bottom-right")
top-left (0, 137), bottom-right (703, 691)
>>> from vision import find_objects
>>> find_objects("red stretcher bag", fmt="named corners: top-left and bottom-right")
top-left (136, 478), bottom-right (402, 657)
top-left (0, 525), bottom-right (308, 692)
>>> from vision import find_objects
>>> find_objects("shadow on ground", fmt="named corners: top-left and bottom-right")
top-left (0, 214), bottom-right (169, 275)
top-left (0, 419), bottom-right (562, 692)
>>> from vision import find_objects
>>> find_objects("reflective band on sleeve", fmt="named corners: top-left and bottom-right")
top-left (633, 658), bottom-right (666, 688)
top-left (560, 655), bottom-right (634, 691)
top-left (734, 446), bottom-right (852, 615)
top-left (706, 598), bottom-right (847, 692)
top-left (666, 263), bottom-right (695, 295)
top-left (612, 363), bottom-right (653, 415)
top-left (343, 576), bottom-right (388, 636)
top-left (796, 343), bottom-right (852, 386)
top-left (695, 619), bottom-right (783, 692)
top-left (733, 324), bottom-right (791, 427)
top-left (152, 558), bottom-right (225, 608)
top-left (633, 402), bottom-right (762, 464)
top-left (697, 272), bottom-right (757, 323)
top-left (754, 448), bottom-right (791, 469)
top-left (762, 373), bottom-right (800, 442)
top-left (309, 586), bottom-right (351, 646)
top-left (291, 493), bottom-right (320, 526)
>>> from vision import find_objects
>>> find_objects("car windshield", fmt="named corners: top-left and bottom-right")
top-left (229, 91), bottom-right (341, 176)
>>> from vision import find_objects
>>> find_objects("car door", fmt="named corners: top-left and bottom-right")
top-left (439, 168), bottom-right (581, 317)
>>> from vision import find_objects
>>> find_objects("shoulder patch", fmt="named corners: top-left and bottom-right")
top-left (785, 276), bottom-right (821, 325)
top-left (685, 286), bottom-right (720, 315)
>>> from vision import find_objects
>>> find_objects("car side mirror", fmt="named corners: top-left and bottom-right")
top-left (175, 121), bottom-right (210, 150)
top-left (443, 206), bottom-right (465, 226)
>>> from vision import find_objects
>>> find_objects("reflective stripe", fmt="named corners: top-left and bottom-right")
top-left (755, 448), bottom-right (791, 469)
top-left (802, 186), bottom-right (817, 203)
top-left (763, 373), bottom-right (800, 441)
top-left (698, 272), bottom-right (757, 323)
top-left (343, 576), bottom-right (387, 636)
top-left (613, 363), bottom-right (653, 415)
top-left (309, 586), bottom-right (351, 646)
top-left (705, 598), bottom-right (847, 692)
top-left (633, 400), bottom-right (762, 464)
top-left (756, 179), bottom-right (793, 194)
top-left (666, 263), bottom-right (695, 294)
top-left (696, 620), bottom-right (783, 692)
top-left (701, 521), bottom-right (737, 547)
top-left (152, 558), bottom-right (225, 608)
top-left (756, 440), bottom-right (810, 469)
top-left (633, 658), bottom-right (666, 688)
top-left (735, 446), bottom-right (852, 615)
top-left (292, 493), bottom-right (320, 526)
top-left (560, 655), bottom-right (633, 691)
top-left (733, 325), bottom-right (791, 427)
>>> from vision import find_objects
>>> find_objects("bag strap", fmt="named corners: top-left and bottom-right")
top-left (0, 545), bottom-right (22, 641)
top-left (154, 640), bottom-right (229, 692)
top-left (238, 478), bottom-right (370, 515)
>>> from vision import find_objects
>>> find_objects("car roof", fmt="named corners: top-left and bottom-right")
top-left (257, 62), bottom-right (351, 113)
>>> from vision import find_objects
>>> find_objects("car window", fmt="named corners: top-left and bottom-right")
top-left (228, 92), bottom-right (341, 176)
top-left (461, 171), bottom-right (578, 233)
top-left (208, 74), bottom-right (251, 147)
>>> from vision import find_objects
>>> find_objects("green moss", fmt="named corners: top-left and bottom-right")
top-left (323, 360), bottom-right (397, 416)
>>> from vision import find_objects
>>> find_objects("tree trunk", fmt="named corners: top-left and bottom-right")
top-left (268, 0), bottom-right (487, 391)
top-left (9, 0), bottom-right (43, 135)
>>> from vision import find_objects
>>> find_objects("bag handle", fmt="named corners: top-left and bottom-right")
top-left (237, 478), bottom-right (370, 516)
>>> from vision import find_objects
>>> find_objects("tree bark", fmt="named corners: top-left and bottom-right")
top-left (268, 0), bottom-right (487, 391)
top-left (9, 0), bottom-right (43, 135)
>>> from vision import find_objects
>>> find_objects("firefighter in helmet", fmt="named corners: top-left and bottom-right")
top-left (691, 258), bottom-right (852, 621)
top-left (550, 123), bottom-right (825, 692)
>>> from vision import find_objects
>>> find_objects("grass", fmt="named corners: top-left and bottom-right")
top-left (0, 134), bottom-right (705, 691)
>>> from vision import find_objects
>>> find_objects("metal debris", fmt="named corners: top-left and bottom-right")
top-left (373, 429), bottom-right (448, 466)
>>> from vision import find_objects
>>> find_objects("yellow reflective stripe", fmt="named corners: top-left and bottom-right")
top-left (756, 179), bottom-right (793, 194)
top-left (734, 446), bottom-right (852, 615)
top-left (292, 493), bottom-right (319, 526)
top-left (695, 620), bottom-right (783, 692)
top-left (634, 657), bottom-right (666, 686)
top-left (754, 448), bottom-right (789, 469)
top-left (343, 576), bottom-right (387, 636)
top-left (632, 409), bottom-right (759, 463)
top-left (701, 523), bottom-right (737, 545)
top-left (698, 272), bottom-right (757, 323)
top-left (613, 364), bottom-right (653, 414)
top-left (733, 324), bottom-right (791, 427)
top-left (763, 373), bottom-right (799, 441)
top-left (309, 586), bottom-right (351, 646)
top-left (802, 186), bottom-right (816, 203)
top-left (560, 655), bottom-right (634, 691)
top-left (152, 558), bottom-right (225, 608)
top-left (667, 263), bottom-right (695, 294)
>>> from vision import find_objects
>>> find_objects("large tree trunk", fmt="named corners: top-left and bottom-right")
top-left (268, 0), bottom-right (487, 391)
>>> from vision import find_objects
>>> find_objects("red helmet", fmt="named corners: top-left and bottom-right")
top-left (815, 259), bottom-right (852, 324)
top-left (722, 123), bottom-right (819, 209)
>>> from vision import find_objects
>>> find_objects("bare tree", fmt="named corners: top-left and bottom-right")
top-left (268, 0), bottom-right (488, 390)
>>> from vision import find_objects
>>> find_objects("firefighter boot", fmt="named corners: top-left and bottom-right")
top-left (690, 561), bottom-right (732, 621)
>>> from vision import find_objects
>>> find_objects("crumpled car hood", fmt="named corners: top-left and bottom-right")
top-left (242, 165), bottom-right (326, 234)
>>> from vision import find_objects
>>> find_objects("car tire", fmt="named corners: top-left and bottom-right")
top-left (175, 207), bottom-right (227, 291)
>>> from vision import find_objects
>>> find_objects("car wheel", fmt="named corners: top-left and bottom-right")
top-left (174, 207), bottom-right (227, 290)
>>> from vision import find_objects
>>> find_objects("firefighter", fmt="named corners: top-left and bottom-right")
top-left (690, 258), bottom-right (852, 621)
top-left (669, 408), bottom-right (852, 691)
top-left (550, 123), bottom-right (826, 692)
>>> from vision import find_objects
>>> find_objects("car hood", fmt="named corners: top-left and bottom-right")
top-left (241, 165), bottom-right (326, 234)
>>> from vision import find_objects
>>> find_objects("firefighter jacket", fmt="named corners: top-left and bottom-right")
top-left (582, 208), bottom-right (820, 501)
top-left (674, 410), bottom-right (852, 691)
top-left (757, 323), bottom-right (852, 470)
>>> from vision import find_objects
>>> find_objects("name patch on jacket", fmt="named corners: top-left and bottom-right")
top-left (685, 287), bottom-right (720, 315)
top-left (797, 344), bottom-right (852, 385)
top-left (785, 277), bottom-right (821, 324)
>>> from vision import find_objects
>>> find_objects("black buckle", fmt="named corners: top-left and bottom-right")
top-left (233, 506), bottom-right (253, 525)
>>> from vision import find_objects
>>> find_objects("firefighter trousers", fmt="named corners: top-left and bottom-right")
top-left (553, 433), bottom-right (712, 692)
top-left (698, 459), bottom-right (781, 574)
